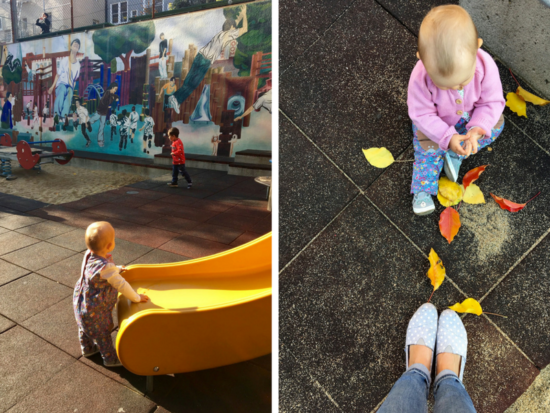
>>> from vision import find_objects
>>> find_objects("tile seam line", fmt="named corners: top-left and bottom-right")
top-left (279, 192), bottom-right (361, 275)
top-left (280, 0), bottom-right (361, 77)
top-left (504, 114), bottom-right (550, 157)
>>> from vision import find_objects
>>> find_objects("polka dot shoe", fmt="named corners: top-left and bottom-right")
top-left (405, 303), bottom-right (438, 369)
top-left (436, 309), bottom-right (468, 381)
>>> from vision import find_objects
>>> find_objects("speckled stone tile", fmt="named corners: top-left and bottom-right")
top-left (47, 228), bottom-right (87, 252)
top-left (280, 117), bottom-right (359, 268)
top-left (1, 242), bottom-right (76, 272)
top-left (280, 0), bottom-right (417, 190)
top-left (280, 196), bottom-right (464, 411)
top-left (0, 258), bottom-right (30, 287)
top-left (15, 220), bottom-right (75, 240)
top-left (0, 212), bottom-right (44, 230)
top-left (0, 314), bottom-right (15, 333)
top-left (37, 253), bottom-right (84, 288)
top-left (481, 233), bottom-right (550, 369)
top-left (366, 120), bottom-right (550, 298)
top-left (128, 249), bottom-right (191, 265)
top-left (0, 231), bottom-right (40, 256)
top-left (280, 0), bottom-right (355, 71)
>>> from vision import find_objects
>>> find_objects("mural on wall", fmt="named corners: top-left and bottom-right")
top-left (0, 1), bottom-right (272, 158)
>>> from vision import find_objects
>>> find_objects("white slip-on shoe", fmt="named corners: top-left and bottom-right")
top-left (436, 309), bottom-right (468, 381)
top-left (405, 303), bottom-right (438, 370)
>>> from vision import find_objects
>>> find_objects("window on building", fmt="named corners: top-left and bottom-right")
top-left (0, 18), bottom-right (3, 31)
top-left (93, 19), bottom-right (99, 25)
top-left (154, 0), bottom-right (163, 14)
top-left (111, 2), bottom-right (128, 24)
top-left (22, 18), bottom-right (27, 31)
top-left (131, 10), bottom-right (137, 17)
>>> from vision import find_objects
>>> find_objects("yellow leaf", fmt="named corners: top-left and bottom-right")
top-left (449, 298), bottom-right (483, 316)
top-left (517, 86), bottom-right (550, 106)
top-left (505, 92), bottom-right (527, 117)
top-left (437, 178), bottom-right (463, 206)
top-left (362, 147), bottom-right (395, 168)
top-left (463, 183), bottom-right (485, 204)
top-left (427, 248), bottom-right (446, 291)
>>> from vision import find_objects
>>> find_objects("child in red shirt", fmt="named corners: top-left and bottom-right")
top-left (167, 127), bottom-right (193, 189)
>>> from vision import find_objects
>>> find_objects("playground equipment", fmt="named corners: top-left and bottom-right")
top-left (0, 134), bottom-right (74, 179)
top-left (116, 232), bottom-right (272, 391)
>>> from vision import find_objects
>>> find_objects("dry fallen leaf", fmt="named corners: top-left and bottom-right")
top-left (362, 147), bottom-right (394, 168)
top-left (506, 92), bottom-right (527, 117)
top-left (449, 298), bottom-right (483, 316)
top-left (427, 248), bottom-right (446, 291)
top-left (490, 193), bottom-right (527, 212)
top-left (462, 165), bottom-right (488, 190)
top-left (517, 86), bottom-right (550, 106)
top-left (463, 184), bottom-right (485, 204)
top-left (437, 177), bottom-right (463, 207)
top-left (439, 207), bottom-right (461, 244)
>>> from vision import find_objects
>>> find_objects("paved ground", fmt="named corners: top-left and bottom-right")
top-left (280, 0), bottom-right (550, 412)
top-left (0, 168), bottom-right (271, 412)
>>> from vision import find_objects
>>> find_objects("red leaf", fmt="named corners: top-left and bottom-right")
top-left (490, 193), bottom-right (526, 212)
top-left (463, 165), bottom-right (488, 189)
top-left (439, 207), bottom-right (461, 244)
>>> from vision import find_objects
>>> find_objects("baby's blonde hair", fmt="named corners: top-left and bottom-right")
top-left (85, 221), bottom-right (114, 253)
top-left (418, 5), bottom-right (478, 77)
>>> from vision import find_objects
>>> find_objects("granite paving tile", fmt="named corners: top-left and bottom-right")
top-left (0, 194), bottom-right (48, 212)
top-left (160, 234), bottom-right (231, 259)
top-left (139, 202), bottom-right (221, 222)
top-left (206, 212), bottom-right (263, 232)
top-left (366, 121), bottom-right (550, 298)
top-left (27, 205), bottom-right (102, 228)
top-left (110, 238), bottom-right (153, 265)
top-left (279, 345), bottom-right (340, 413)
top-left (6, 361), bottom-right (157, 413)
top-left (280, 0), bottom-right (355, 71)
top-left (481, 233), bottom-right (550, 369)
top-left (154, 359), bottom-right (271, 413)
top-left (60, 195), bottom-right (112, 211)
top-left (201, 193), bottom-right (243, 205)
top-left (154, 193), bottom-right (200, 207)
top-left (0, 231), bottom-right (40, 256)
top-left (0, 314), bottom-right (15, 334)
top-left (0, 273), bottom-right (72, 322)
top-left (47, 228), bottom-right (87, 252)
top-left (0, 327), bottom-right (75, 411)
top-left (15, 220), bottom-right (75, 240)
top-left (230, 232), bottom-right (263, 247)
top-left (84, 203), bottom-right (164, 225)
top-left (280, 117), bottom-right (359, 268)
top-left (251, 217), bottom-right (272, 235)
top-left (22, 296), bottom-right (81, 358)
top-left (0, 226), bottom-right (9, 235)
top-left (1, 242), bottom-right (76, 272)
top-left (280, 0), bottom-right (418, 190)
top-left (238, 198), bottom-right (270, 209)
top-left (104, 194), bottom-right (156, 208)
top-left (0, 213), bottom-right (44, 230)
top-left (37, 253), bottom-right (84, 288)
top-left (183, 223), bottom-right (244, 244)
top-left (104, 217), bottom-right (180, 248)
top-left (147, 215), bottom-right (202, 233)
top-left (174, 198), bottom-right (232, 212)
top-left (128, 249), bottom-right (191, 265)
top-left (0, 258), bottom-right (31, 287)
top-left (228, 179), bottom-right (269, 195)
top-left (279, 196), bottom-right (464, 411)
top-left (462, 315), bottom-right (539, 413)
top-left (120, 188), bottom-right (171, 200)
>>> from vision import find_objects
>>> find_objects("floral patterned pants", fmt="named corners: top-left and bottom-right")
top-left (411, 117), bottom-right (505, 195)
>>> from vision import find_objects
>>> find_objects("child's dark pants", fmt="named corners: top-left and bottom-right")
top-left (172, 164), bottom-right (192, 184)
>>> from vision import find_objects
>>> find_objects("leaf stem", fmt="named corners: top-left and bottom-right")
top-left (525, 191), bottom-right (541, 205)
top-left (393, 159), bottom-right (415, 162)
top-left (484, 312), bottom-right (508, 318)
top-left (456, 201), bottom-right (462, 211)
top-left (427, 289), bottom-right (435, 304)
top-left (509, 68), bottom-right (521, 87)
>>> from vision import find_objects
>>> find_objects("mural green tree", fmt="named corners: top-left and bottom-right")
top-left (93, 22), bottom-right (155, 71)
top-left (225, 2), bottom-right (271, 85)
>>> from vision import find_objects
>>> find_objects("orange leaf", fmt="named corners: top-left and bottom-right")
top-left (462, 165), bottom-right (488, 190)
top-left (439, 207), bottom-right (461, 244)
top-left (490, 193), bottom-right (526, 212)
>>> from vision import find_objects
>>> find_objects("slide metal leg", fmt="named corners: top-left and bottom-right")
top-left (146, 376), bottom-right (154, 393)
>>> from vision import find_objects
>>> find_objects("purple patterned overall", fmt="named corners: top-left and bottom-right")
top-left (73, 251), bottom-right (119, 364)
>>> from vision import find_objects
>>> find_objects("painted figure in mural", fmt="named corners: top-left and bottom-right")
top-left (229, 134), bottom-right (238, 157)
top-left (25, 63), bottom-right (34, 89)
top-left (168, 4), bottom-right (248, 113)
top-left (32, 103), bottom-right (39, 130)
top-left (43, 101), bottom-right (50, 123)
top-left (235, 84), bottom-right (272, 121)
top-left (138, 108), bottom-right (155, 154)
top-left (110, 110), bottom-right (118, 141)
top-left (49, 39), bottom-right (81, 118)
top-left (89, 82), bottom-right (119, 147)
top-left (117, 109), bottom-right (131, 151)
top-left (159, 77), bottom-right (177, 122)
top-left (211, 135), bottom-right (219, 156)
top-left (159, 33), bottom-right (168, 80)
top-left (35, 13), bottom-right (51, 34)
top-left (1, 92), bottom-right (15, 129)
top-left (76, 100), bottom-right (92, 148)
top-left (129, 106), bottom-right (139, 143)
top-left (26, 100), bottom-right (33, 120)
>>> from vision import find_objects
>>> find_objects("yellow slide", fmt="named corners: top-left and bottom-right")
top-left (116, 233), bottom-right (272, 376)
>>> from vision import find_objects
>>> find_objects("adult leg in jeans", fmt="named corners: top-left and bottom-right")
top-left (433, 371), bottom-right (476, 413)
top-left (378, 364), bottom-right (430, 413)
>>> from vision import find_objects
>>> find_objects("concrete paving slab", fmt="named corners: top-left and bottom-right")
top-left (1, 242), bottom-right (76, 272)
top-left (279, 196), bottom-right (464, 411)
top-left (110, 238), bottom-right (153, 266)
top-left (104, 217), bottom-right (180, 248)
top-left (139, 202), bottom-right (221, 222)
top-left (107, 194), bottom-right (156, 208)
top-left (128, 180), bottom-right (164, 190)
top-left (183, 223), bottom-right (244, 244)
top-left (279, 0), bottom-right (355, 71)
top-left (0, 314), bottom-right (15, 334)
top-left (280, 117), bottom-right (359, 269)
top-left (206, 212), bottom-right (263, 232)
top-left (147, 216), bottom-right (202, 233)
top-left (22, 296), bottom-right (81, 358)
top-left (37, 252), bottom-right (84, 288)
top-left (0, 258), bottom-right (30, 287)
top-left (226, 204), bottom-right (272, 220)
top-left (121, 188), bottom-right (172, 200)
top-left (248, 354), bottom-right (271, 372)
top-left (505, 364), bottom-right (550, 413)
top-left (85, 203), bottom-right (164, 225)
top-left (0, 326), bottom-right (75, 412)
top-left (128, 249), bottom-right (191, 265)
top-left (159, 234), bottom-right (230, 259)
top-left (47, 228), bottom-right (87, 252)
top-left (366, 121), bottom-right (550, 298)
top-left (230, 232), bottom-right (263, 247)
top-left (0, 231), bottom-right (40, 256)
top-left (27, 205), bottom-right (103, 229)
top-left (155, 194), bottom-right (200, 207)
top-left (0, 226), bottom-right (9, 235)
top-left (0, 213), bottom-right (44, 230)
top-left (280, 0), bottom-right (418, 190)
top-left (6, 361), bottom-right (156, 413)
top-left (15, 220), bottom-right (75, 240)
top-left (462, 315), bottom-right (539, 413)
top-left (60, 195), bottom-right (112, 211)
top-left (0, 273), bottom-right (72, 322)
top-left (0, 194), bottom-right (48, 212)
top-left (481, 234), bottom-right (550, 369)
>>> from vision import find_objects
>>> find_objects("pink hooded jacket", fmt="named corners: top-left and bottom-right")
top-left (407, 49), bottom-right (505, 151)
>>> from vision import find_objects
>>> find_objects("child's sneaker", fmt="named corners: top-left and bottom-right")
top-left (444, 150), bottom-right (462, 182)
top-left (169, 95), bottom-right (181, 114)
top-left (104, 358), bottom-right (123, 368)
top-left (187, 182), bottom-right (192, 189)
top-left (167, 182), bottom-right (178, 187)
top-left (413, 192), bottom-right (435, 215)
top-left (82, 345), bottom-right (100, 357)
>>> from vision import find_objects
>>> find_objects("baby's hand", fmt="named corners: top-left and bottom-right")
top-left (465, 127), bottom-right (486, 155)
top-left (449, 134), bottom-right (470, 156)
top-left (139, 294), bottom-right (149, 303)
top-left (119, 265), bottom-right (126, 273)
